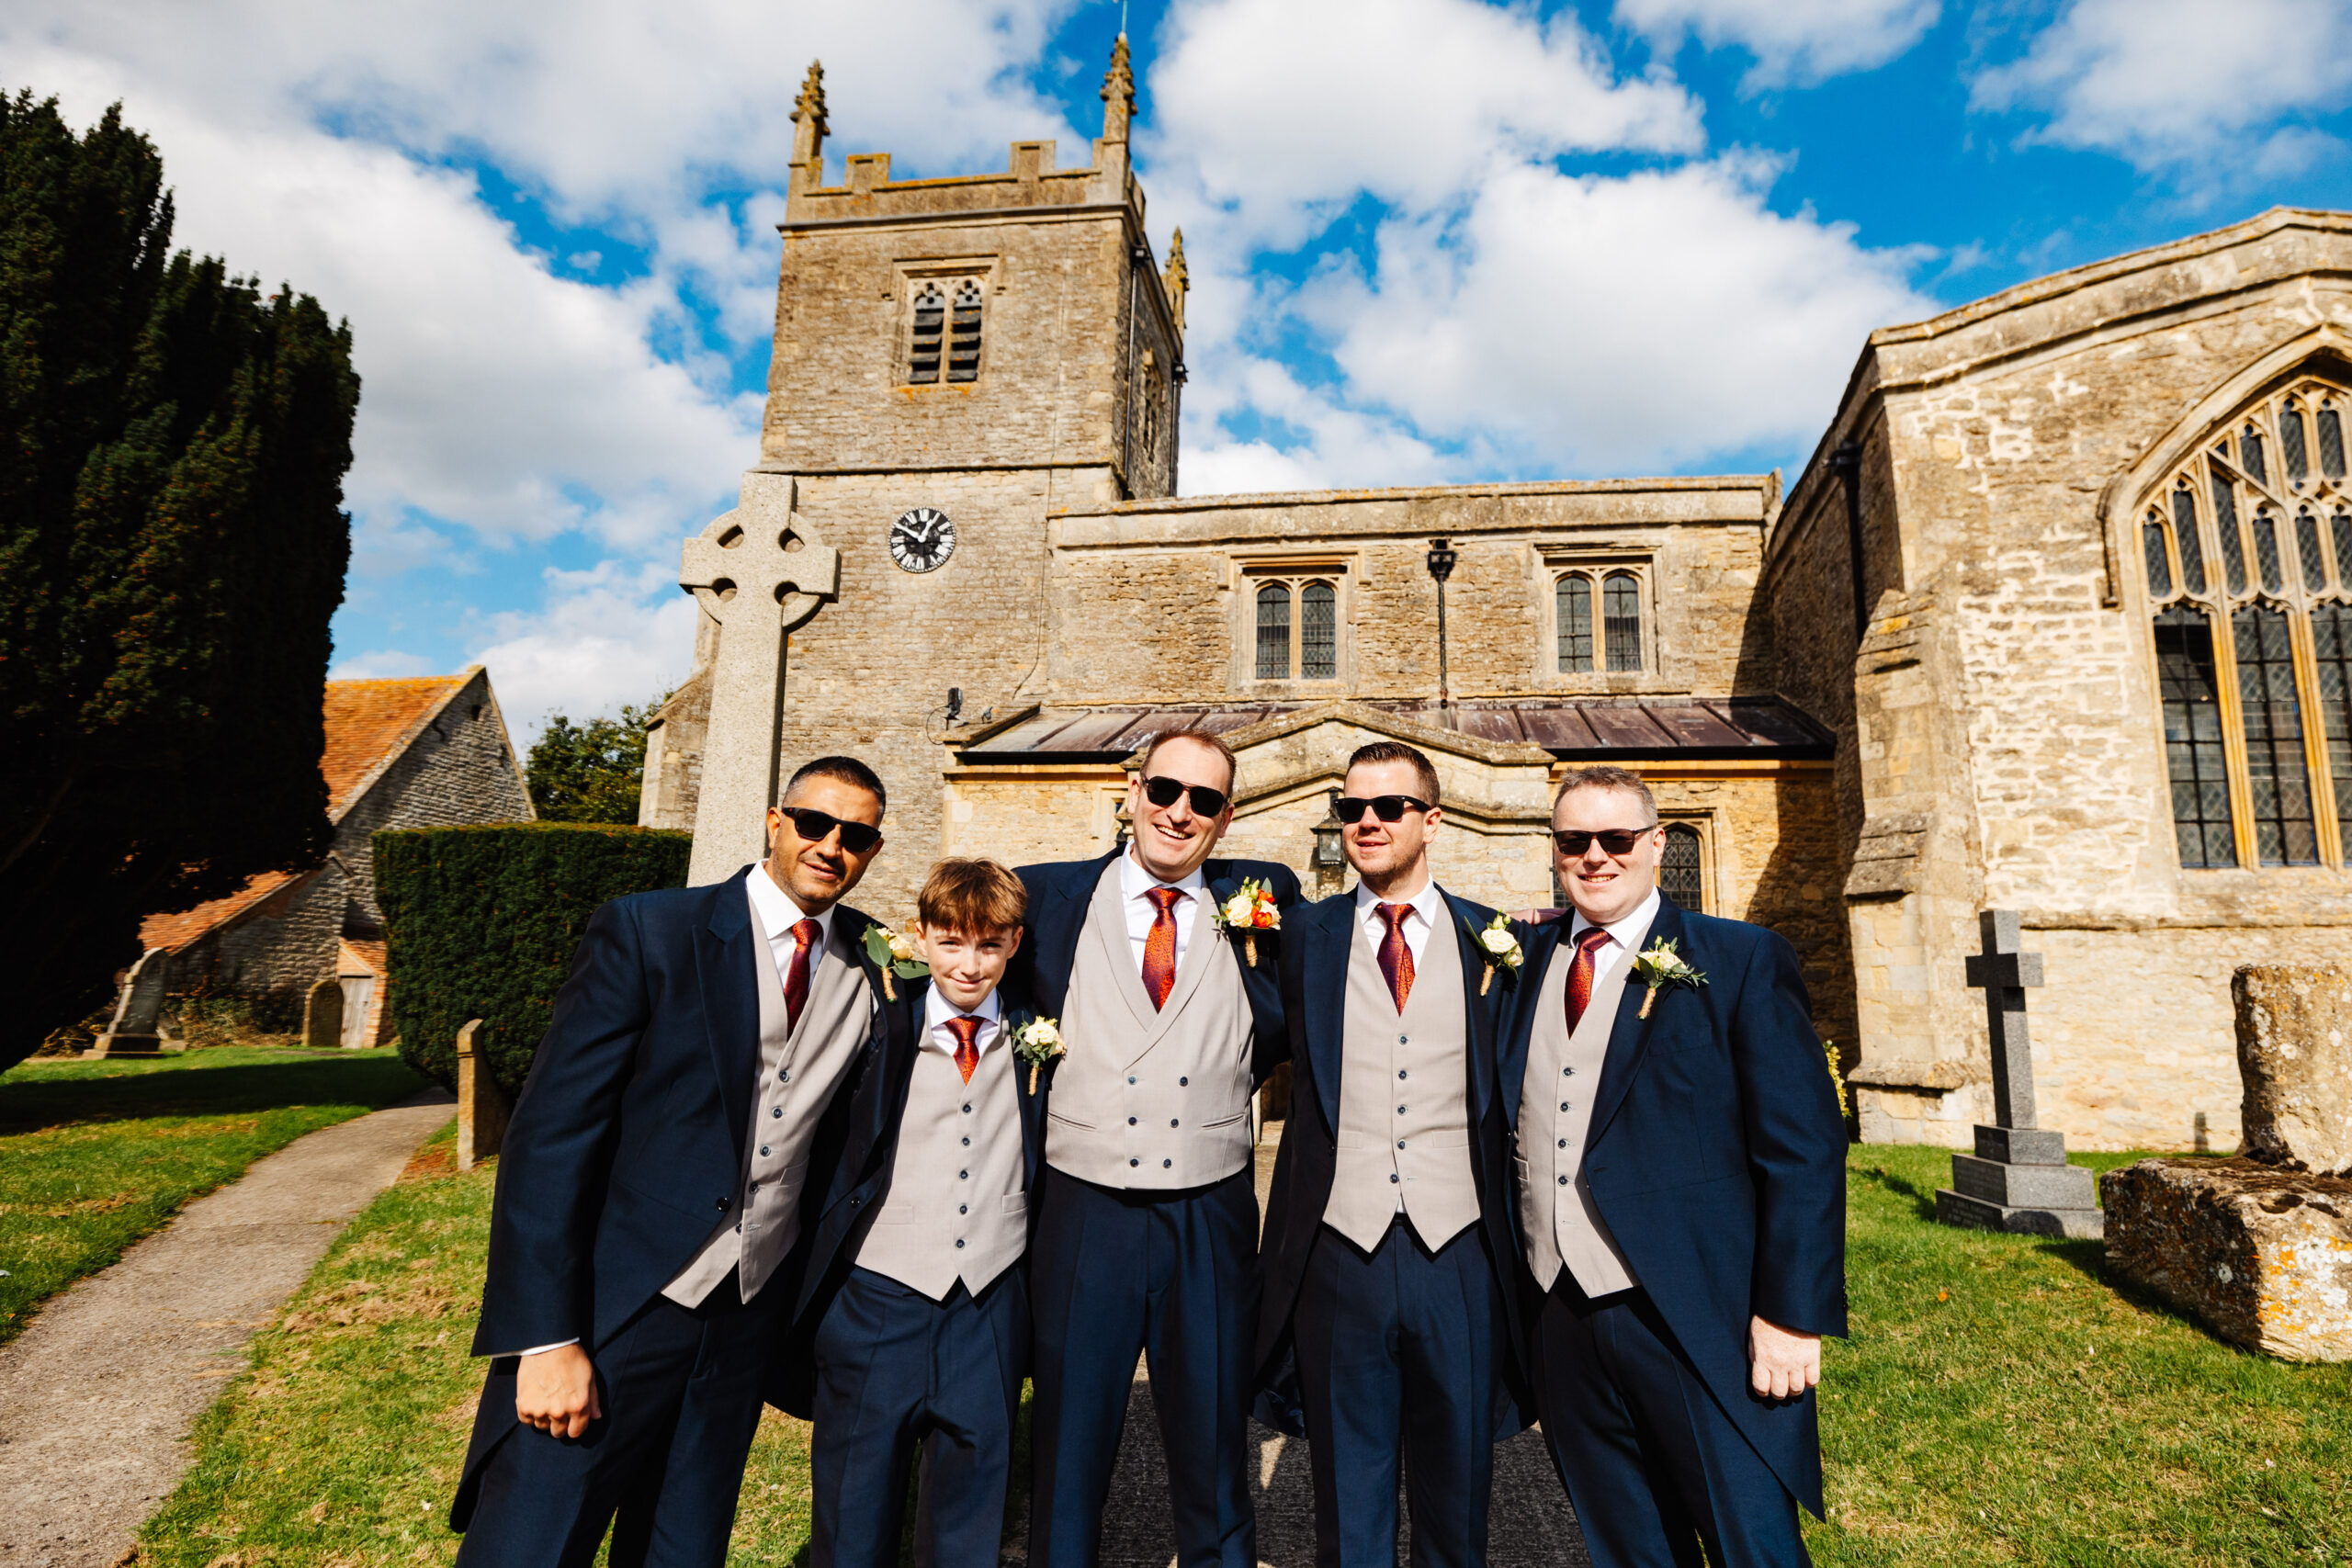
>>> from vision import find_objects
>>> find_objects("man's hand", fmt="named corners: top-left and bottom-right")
top-left (1747, 1315), bottom-right (1821, 1401)
top-left (516, 1344), bottom-right (602, 1438)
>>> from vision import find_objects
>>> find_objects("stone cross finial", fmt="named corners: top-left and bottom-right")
top-left (790, 61), bottom-right (828, 186)
top-left (678, 472), bottom-right (841, 885)
top-left (1963, 908), bottom-right (2043, 1129)
top-left (1162, 228), bottom-right (1188, 335)
top-left (1101, 34), bottom-right (1136, 142)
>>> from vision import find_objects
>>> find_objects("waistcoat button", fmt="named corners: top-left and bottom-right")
top-left (1558, 1175), bottom-right (1569, 1185)
top-left (1179, 1077), bottom-right (1189, 1086)
top-left (956, 1238), bottom-right (966, 1248)
top-left (1130, 1158), bottom-right (1140, 1168)
top-left (759, 1145), bottom-right (769, 1157)
top-left (771, 1107), bottom-right (782, 1119)
top-left (1128, 1076), bottom-right (1137, 1085)
top-left (959, 1203), bottom-right (967, 1214)
top-left (1128, 1116), bottom-right (1137, 1125)
top-left (1170, 1119), bottom-right (1179, 1127)
top-left (1389, 1173), bottom-right (1399, 1184)
top-left (1163, 1159), bottom-right (1172, 1168)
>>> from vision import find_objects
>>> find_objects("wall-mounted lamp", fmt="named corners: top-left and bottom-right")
top-left (1312, 788), bottom-right (1348, 895)
top-left (1426, 537), bottom-right (1458, 712)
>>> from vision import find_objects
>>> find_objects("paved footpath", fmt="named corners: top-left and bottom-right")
top-left (0, 1087), bottom-right (457, 1568)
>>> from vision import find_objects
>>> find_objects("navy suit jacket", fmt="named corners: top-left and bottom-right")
top-left (1006, 849), bottom-right (1303, 1101)
top-left (1498, 896), bottom-right (1848, 1515)
top-left (1253, 887), bottom-right (1531, 1437)
top-left (766, 972), bottom-right (1047, 1417)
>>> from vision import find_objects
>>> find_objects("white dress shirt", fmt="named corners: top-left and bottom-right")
top-left (923, 983), bottom-right (1003, 1058)
top-left (1121, 850), bottom-right (1206, 975)
top-left (1353, 877), bottom-right (1445, 964)
top-left (1566, 886), bottom-right (1661, 989)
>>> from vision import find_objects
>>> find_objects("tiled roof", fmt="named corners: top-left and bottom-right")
top-left (322, 676), bottom-right (469, 811)
top-left (960, 697), bottom-right (1833, 762)
top-left (140, 870), bottom-right (307, 954)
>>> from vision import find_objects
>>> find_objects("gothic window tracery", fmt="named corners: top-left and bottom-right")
top-left (1551, 567), bottom-right (1647, 674)
top-left (904, 277), bottom-right (985, 386)
top-left (2143, 373), bottom-right (2352, 869)
top-left (1248, 569), bottom-right (1344, 682)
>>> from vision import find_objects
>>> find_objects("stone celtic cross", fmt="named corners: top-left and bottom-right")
top-left (1963, 908), bottom-right (2044, 1130)
top-left (678, 472), bottom-right (840, 886)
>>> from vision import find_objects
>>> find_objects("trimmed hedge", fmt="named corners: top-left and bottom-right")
top-left (375, 823), bottom-right (693, 1093)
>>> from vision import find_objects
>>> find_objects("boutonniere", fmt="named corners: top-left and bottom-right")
top-left (1010, 1015), bottom-right (1066, 1094)
top-left (1470, 912), bottom-right (1522, 996)
top-left (1630, 937), bottom-right (1707, 1019)
top-left (1211, 877), bottom-right (1281, 966)
top-left (860, 922), bottom-right (929, 1001)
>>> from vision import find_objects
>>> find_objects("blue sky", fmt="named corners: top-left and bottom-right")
top-left (13, 0), bottom-right (2352, 740)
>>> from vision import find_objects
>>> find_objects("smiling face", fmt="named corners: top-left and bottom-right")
top-left (1340, 758), bottom-right (1442, 895)
top-left (1125, 734), bottom-right (1235, 884)
top-left (763, 774), bottom-right (885, 915)
top-left (1552, 784), bottom-right (1664, 928)
top-left (917, 922), bottom-right (1021, 1013)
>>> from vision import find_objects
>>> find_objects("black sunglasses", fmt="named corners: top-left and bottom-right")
top-left (1553, 828), bottom-right (1654, 857)
top-left (1335, 795), bottom-right (1430, 824)
top-left (1141, 775), bottom-right (1229, 817)
top-left (777, 806), bottom-right (883, 855)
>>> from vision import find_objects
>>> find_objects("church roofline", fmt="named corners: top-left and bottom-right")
top-left (1059, 473), bottom-right (1778, 518)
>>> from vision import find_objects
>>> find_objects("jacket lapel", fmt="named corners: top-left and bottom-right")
top-left (1034, 852), bottom-right (1115, 1017)
top-left (1007, 1005), bottom-right (1048, 1189)
top-left (1305, 897), bottom-right (1352, 1135)
top-left (695, 869), bottom-right (761, 1161)
top-left (1587, 895), bottom-right (1685, 1147)
top-left (1441, 893), bottom-right (1497, 1126)
top-left (1500, 919), bottom-right (1570, 1129)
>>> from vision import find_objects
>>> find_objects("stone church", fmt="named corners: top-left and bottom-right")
top-left (638, 42), bottom-right (2352, 1156)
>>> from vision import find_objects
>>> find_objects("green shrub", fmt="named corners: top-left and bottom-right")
top-left (375, 823), bottom-right (692, 1092)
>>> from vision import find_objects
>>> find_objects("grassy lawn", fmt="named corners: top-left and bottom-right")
top-left (142, 1139), bottom-right (2352, 1566)
top-left (0, 1044), bottom-right (427, 1346)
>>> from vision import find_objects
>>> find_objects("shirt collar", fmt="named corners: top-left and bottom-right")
top-left (1121, 848), bottom-right (1207, 902)
top-left (1569, 886), bottom-right (1661, 952)
top-left (922, 982), bottom-right (1004, 1052)
top-left (1354, 877), bottom-right (1444, 928)
top-left (749, 861), bottom-right (835, 949)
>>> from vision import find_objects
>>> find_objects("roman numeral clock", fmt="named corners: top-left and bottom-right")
top-left (889, 507), bottom-right (956, 572)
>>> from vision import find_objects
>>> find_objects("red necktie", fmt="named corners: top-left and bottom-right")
top-left (1565, 925), bottom-right (1615, 1034)
top-left (1141, 886), bottom-right (1183, 1010)
top-left (782, 919), bottom-right (820, 1034)
top-left (946, 1014), bottom-right (982, 1085)
top-left (1376, 903), bottom-right (1416, 1012)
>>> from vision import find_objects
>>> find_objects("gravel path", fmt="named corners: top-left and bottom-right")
top-left (0, 1087), bottom-right (457, 1568)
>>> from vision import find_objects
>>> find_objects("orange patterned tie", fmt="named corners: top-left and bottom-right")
top-left (946, 1014), bottom-right (982, 1085)
top-left (1376, 903), bottom-right (1416, 1012)
top-left (1565, 925), bottom-right (1615, 1033)
top-left (1141, 886), bottom-right (1183, 1010)
top-left (782, 919), bottom-right (820, 1034)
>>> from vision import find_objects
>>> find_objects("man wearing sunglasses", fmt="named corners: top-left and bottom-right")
top-left (1256, 740), bottom-right (1529, 1568)
top-left (452, 757), bottom-right (896, 1568)
top-left (1007, 726), bottom-right (1299, 1568)
top-left (1500, 765), bottom-right (1845, 1568)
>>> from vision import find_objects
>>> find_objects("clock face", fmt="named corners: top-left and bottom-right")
top-left (889, 507), bottom-right (956, 572)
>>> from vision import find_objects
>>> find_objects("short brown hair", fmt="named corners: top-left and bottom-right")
top-left (916, 858), bottom-right (1026, 934)
top-left (1138, 723), bottom-right (1238, 795)
top-left (1553, 764), bottom-right (1657, 822)
top-left (1346, 740), bottom-right (1441, 806)
top-left (784, 755), bottom-right (887, 814)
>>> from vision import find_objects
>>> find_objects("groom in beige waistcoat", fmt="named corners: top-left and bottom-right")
top-left (1008, 725), bottom-right (1300, 1568)
top-left (1256, 739), bottom-right (1528, 1568)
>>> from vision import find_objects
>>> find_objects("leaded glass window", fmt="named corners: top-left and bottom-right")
top-left (1255, 583), bottom-right (1290, 679)
top-left (2312, 604), bottom-right (2352, 848)
top-left (2154, 606), bottom-right (2234, 868)
top-left (1659, 824), bottom-right (1704, 911)
top-left (1301, 582), bottom-right (1336, 679)
top-left (1603, 572), bottom-right (1642, 671)
top-left (2233, 605), bottom-right (2319, 864)
top-left (1557, 575), bottom-right (1593, 672)
top-left (2284, 400), bottom-right (2311, 490)
top-left (2300, 510), bottom-right (2328, 591)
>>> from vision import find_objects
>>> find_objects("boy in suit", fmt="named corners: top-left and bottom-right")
top-left (790, 858), bottom-right (1043, 1568)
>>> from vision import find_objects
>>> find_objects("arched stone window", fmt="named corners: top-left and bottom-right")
top-left (1301, 581), bottom-right (1337, 679)
top-left (1256, 583), bottom-right (1291, 679)
top-left (947, 279), bottom-right (984, 382)
top-left (907, 283), bottom-right (945, 384)
top-left (1603, 571), bottom-right (1643, 671)
top-left (2142, 372), bottom-right (2352, 867)
top-left (1659, 823), bottom-right (1704, 911)
top-left (1556, 575), bottom-right (1593, 672)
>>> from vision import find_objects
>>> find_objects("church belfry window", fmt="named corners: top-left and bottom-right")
top-left (948, 280), bottom-right (983, 382)
top-left (2142, 373), bottom-right (2352, 870)
top-left (908, 284), bottom-right (945, 384)
top-left (903, 276), bottom-right (984, 386)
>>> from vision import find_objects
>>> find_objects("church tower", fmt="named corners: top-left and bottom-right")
top-left (643, 40), bottom-right (1187, 907)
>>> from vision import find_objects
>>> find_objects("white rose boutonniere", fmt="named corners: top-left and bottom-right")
top-left (1473, 912), bottom-right (1523, 996)
top-left (1012, 1016), bottom-right (1066, 1094)
top-left (861, 922), bottom-right (930, 1001)
top-left (1630, 937), bottom-right (1707, 1019)
top-left (1210, 876), bottom-right (1282, 966)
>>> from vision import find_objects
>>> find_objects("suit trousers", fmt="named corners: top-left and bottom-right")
top-left (810, 1267), bottom-right (1030, 1568)
top-left (454, 1270), bottom-right (785, 1568)
top-left (1293, 1218), bottom-right (1504, 1568)
top-left (1028, 1164), bottom-right (1260, 1568)
top-left (1530, 1272), bottom-right (1808, 1568)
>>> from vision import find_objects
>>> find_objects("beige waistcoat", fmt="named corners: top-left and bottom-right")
top-left (664, 897), bottom-right (874, 1306)
top-left (1514, 932), bottom-right (1642, 1296)
top-left (1323, 906), bottom-right (1480, 1253)
top-left (1045, 857), bottom-right (1255, 1190)
top-left (854, 1021), bottom-right (1027, 1302)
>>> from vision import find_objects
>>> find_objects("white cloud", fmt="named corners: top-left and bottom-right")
top-left (1972, 0), bottom-right (2352, 175)
top-left (1613, 0), bottom-right (1940, 88)
top-left (459, 561), bottom-right (706, 742)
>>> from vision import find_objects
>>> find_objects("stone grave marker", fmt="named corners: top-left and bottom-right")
top-left (2103, 964), bottom-right (2352, 1360)
top-left (303, 976), bottom-right (344, 1049)
top-left (456, 1018), bottom-right (510, 1172)
top-left (1933, 910), bottom-right (2104, 1238)
top-left (678, 472), bottom-right (840, 886)
top-left (93, 948), bottom-right (170, 1057)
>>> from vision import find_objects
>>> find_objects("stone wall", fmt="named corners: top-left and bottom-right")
top-left (167, 868), bottom-right (347, 1026)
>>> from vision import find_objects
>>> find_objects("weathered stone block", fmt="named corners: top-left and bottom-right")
top-left (1933, 1185), bottom-right (2106, 1239)
top-left (303, 977), bottom-right (344, 1050)
top-left (1950, 1153), bottom-right (2098, 1210)
top-left (2233, 964), bottom-right (2352, 1176)
top-left (1974, 1124), bottom-right (2067, 1166)
top-left (2102, 1157), bottom-right (2352, 1361)
top-left (456, 1019), bottom-right (510, 1173)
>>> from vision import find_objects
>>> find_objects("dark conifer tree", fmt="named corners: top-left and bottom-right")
top-left (0, 92), bottom-right (358, 1067)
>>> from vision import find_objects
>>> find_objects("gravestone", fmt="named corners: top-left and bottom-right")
top-left (93, 948), bottom-right (170, 1057)
top-left (303, 977), bottom-right (344, 1050)
top-left (678, 472), bottom-right (841, 886)
top-left (2103, 964), bottom-right (2352, 1361)
top-left (456, 1019), bottom-right (510, 1172)
top-left (1933, 910), bottom-right (2104, 1238)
